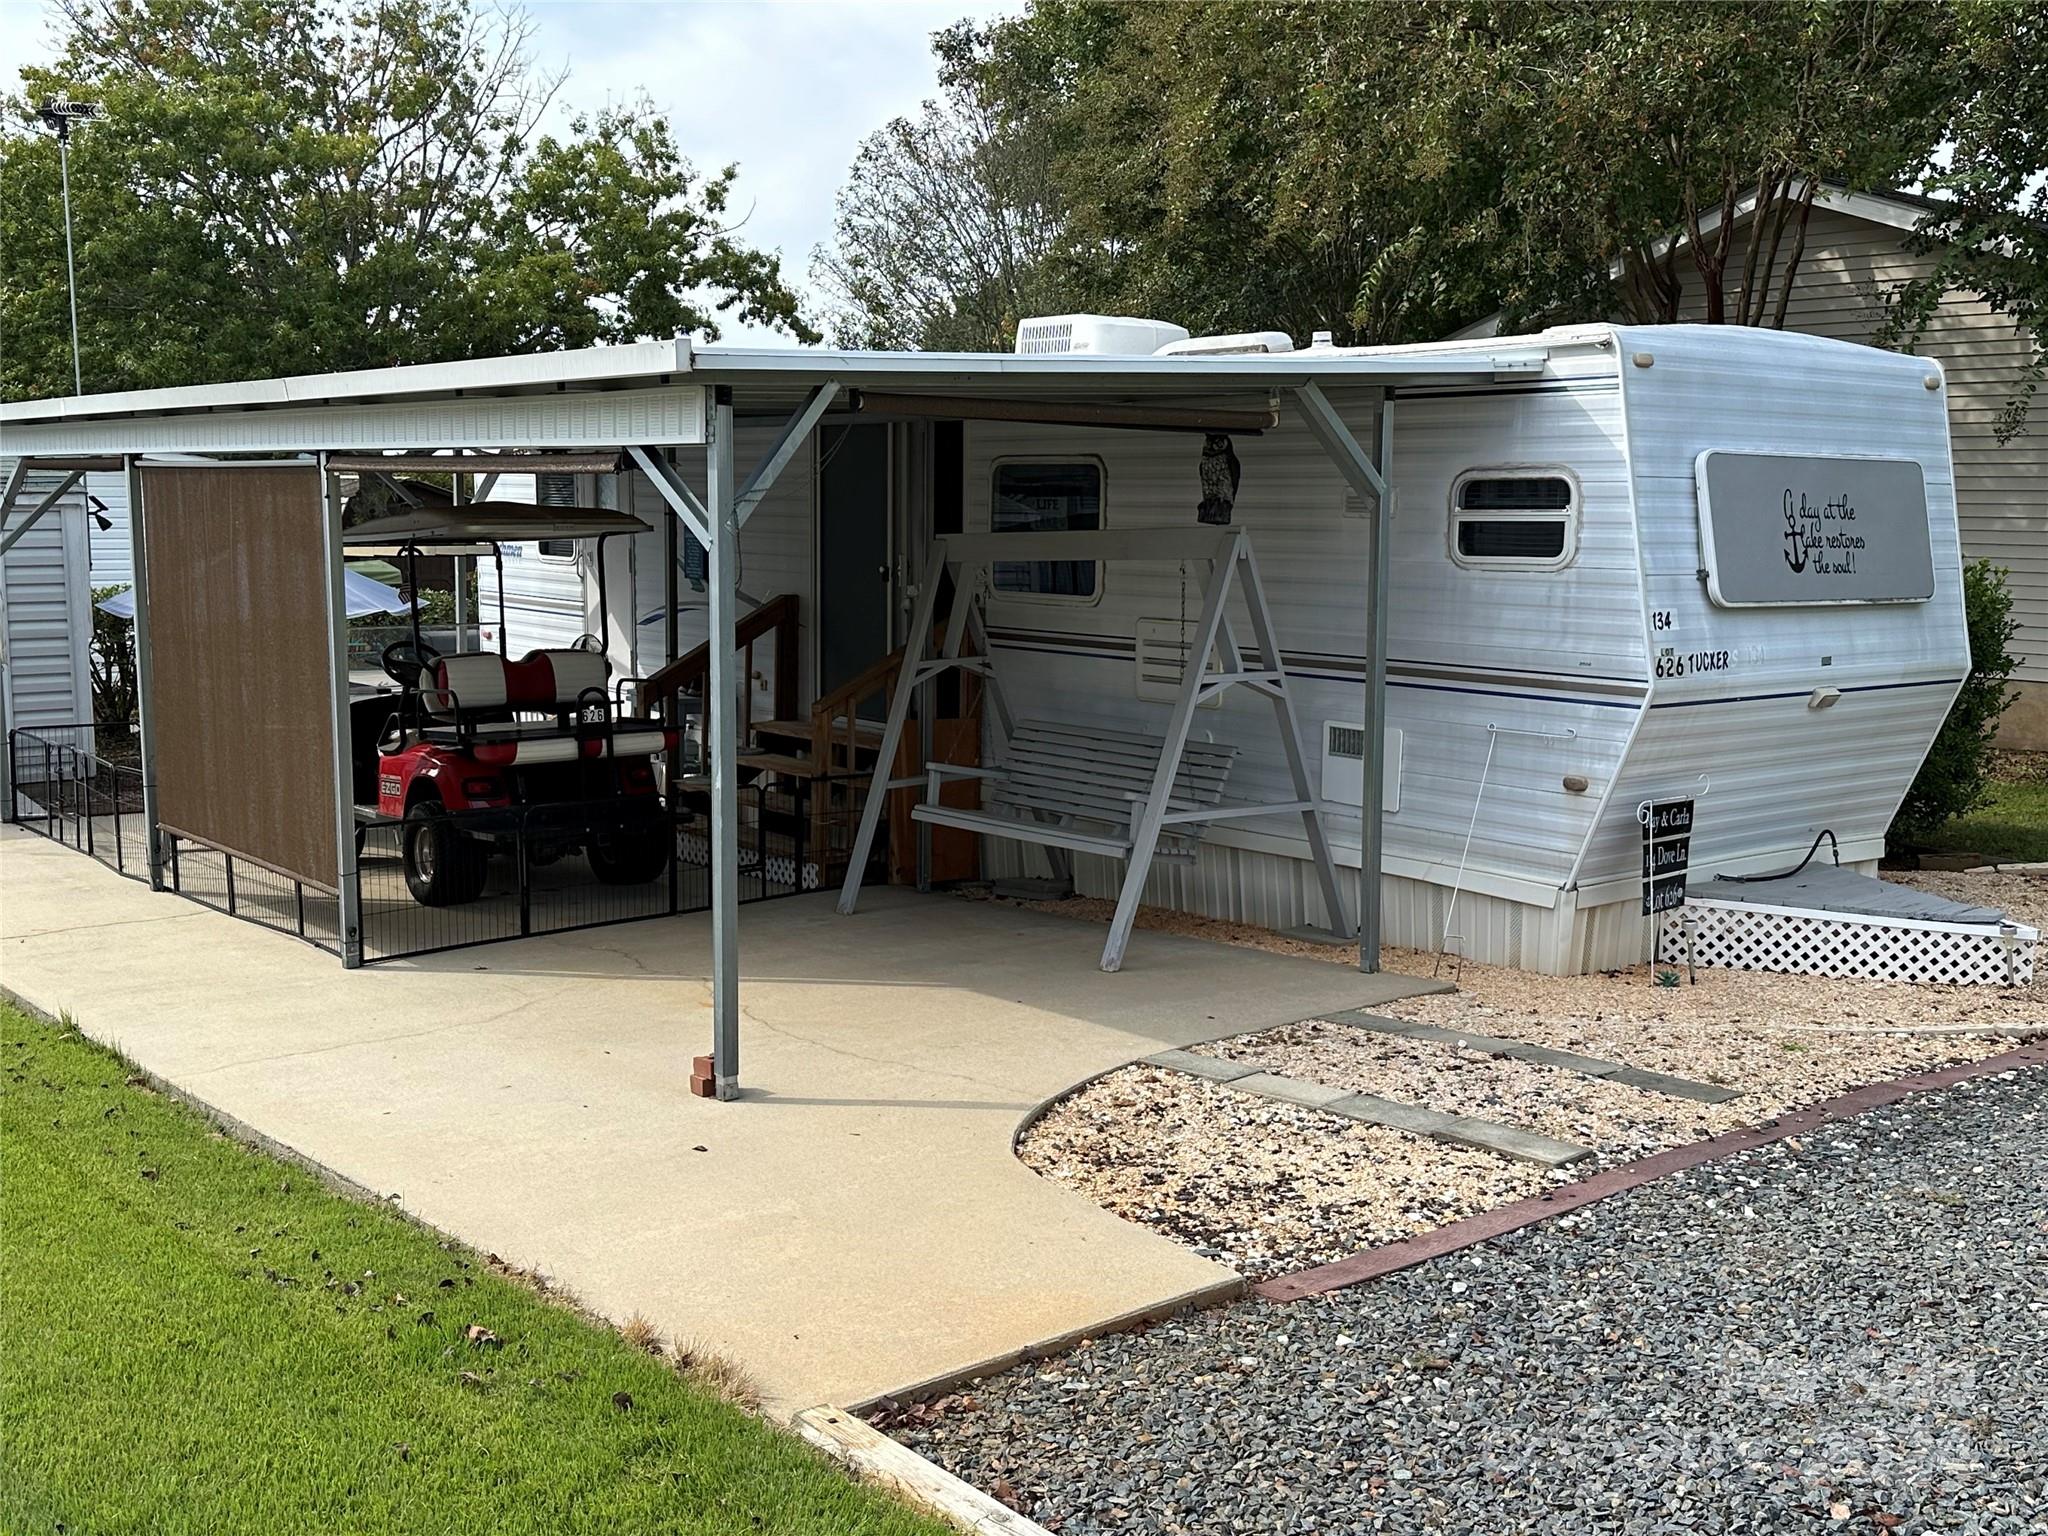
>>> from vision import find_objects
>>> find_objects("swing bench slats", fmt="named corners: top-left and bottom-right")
top-left (913, 719), bottom-right (1237, 862)
top-left (837, 524), bottom-right (1352, 973)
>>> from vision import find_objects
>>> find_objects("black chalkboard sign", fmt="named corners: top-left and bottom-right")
top-left (1641, 797), bottom-right (1695, 915)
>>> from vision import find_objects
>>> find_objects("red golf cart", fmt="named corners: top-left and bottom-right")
top-left (345, 493), bottom-right (680, 907)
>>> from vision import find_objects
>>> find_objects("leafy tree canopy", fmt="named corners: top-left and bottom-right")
top-left (1, 0), bottom-right (816, 401)
top-left (812, 20), bottom-right (1067, 351)
top-left (825, 1), bottom-right (2034, 361)
top-left (1886, 0), bottom-right (2047, 438)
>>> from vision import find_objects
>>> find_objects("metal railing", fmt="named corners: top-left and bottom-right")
top-left (352, 772), bottom-right (881, 964)
top-left (6, 723), bottom-right (150, 881)
top-left (8, 723), bottom-right (882, 966)
top-left (163, 833), bottom-right (342, 953)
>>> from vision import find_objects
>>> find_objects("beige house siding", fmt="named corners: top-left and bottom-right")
top-left (1674, 206), bottom-right (2048, 747)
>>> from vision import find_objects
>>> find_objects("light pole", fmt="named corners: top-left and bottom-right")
top-left (37, 98), bottom-right (104, 396)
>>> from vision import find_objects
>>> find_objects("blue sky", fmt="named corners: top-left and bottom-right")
top-left (0, 0), bottom-right (1010, 344)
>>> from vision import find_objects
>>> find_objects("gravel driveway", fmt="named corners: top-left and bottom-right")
top-left (895, 1064), bottom-right (2048, 1534)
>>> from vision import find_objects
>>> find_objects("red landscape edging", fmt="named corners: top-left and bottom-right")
top-left (1252, 1039), bottom-right (2048, 1303)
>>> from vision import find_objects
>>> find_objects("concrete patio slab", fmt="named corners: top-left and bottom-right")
top-left (0, 829), bottom-right (1442, 1415)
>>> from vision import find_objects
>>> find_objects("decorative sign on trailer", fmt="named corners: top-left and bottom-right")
top-left (1695, 450), bottom-right (1933, 607)
top-left (1640, 797), bottom-right (1695, 916)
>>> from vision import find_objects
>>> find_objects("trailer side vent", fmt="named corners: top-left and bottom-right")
top-left (1321, 721), bottom-right (1401, 812)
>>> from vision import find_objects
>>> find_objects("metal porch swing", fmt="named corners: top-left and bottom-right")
top-left (834, 525), bottom-right (1351, 972)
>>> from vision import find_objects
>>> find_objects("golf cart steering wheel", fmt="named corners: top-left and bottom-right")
top-left (382, 637), bottom-right (444, 691)
top-left (569, 632), bottom-right (605, 655)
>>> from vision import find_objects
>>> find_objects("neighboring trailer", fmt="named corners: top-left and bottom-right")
top-left (0, 464), bottom-right (96, 739)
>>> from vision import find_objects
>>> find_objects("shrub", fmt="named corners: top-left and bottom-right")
top-left (1891, 559), bottom-right (2020, 844)
top-left (89, 584), bottom-right (138, 726)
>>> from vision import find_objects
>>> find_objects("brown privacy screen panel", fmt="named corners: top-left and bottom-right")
top-left (142, 465), bottom-right (338, 890)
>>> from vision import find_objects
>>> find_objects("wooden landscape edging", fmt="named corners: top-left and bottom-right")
top-left (1253, 1037), bottom-right (2048, 1302)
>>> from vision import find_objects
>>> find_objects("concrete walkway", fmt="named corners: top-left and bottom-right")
top-left (0, 828), bottom-right (1440, 1414)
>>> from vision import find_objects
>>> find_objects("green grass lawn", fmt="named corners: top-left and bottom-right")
top-left (0, 1004), bottom-right (945, 1536)
top-left (1915, 753), bottom-right (2048, 865)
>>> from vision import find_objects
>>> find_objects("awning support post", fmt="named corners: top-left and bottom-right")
top-left (1360, 389), bottom-right (1395, 973)
top-left (1290, 382), bottom-right (1391, 973)
top-left (706, 389), bottom-right (742, 1099)
top-left (319, 453), bottom-right (362, 965)
top-left (125, 456), bottom-right (165, 888)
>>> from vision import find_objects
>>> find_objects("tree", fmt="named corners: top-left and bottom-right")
top-left (812, 21), bottom-right (1068, 352)
top-left (0, 0), bottom-right (815, 401)
top-left (845, 2), bottom-right (1968, 348)
top-left (1884, 0), bottom-right (2047, 438)
top-left (1893, 559), bottom-right (2020, 843)
top-left (965, 1), bottom-right (1503, 347)
top-left (1409, 2), bottom-right (1961, 330)
top-left (89, 583), bottom-right (137, 727)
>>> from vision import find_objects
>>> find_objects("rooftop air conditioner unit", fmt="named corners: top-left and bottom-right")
top-left (1154, 330), bottom-right (1296, 357)
top-left (1015, 314), bottom-right (1191, 356)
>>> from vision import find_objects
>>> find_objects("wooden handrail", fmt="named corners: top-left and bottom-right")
top-left (640, 592), bottom-right (800, 723)
top-left (806, 618), bottom-right (977, 774)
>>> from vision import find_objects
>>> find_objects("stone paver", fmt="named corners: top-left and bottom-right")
top-left (1604, 1064), bottom-right (1743, 1103)
top-left (1225, 1071), bottom-right (1352, 1110)
top-left (1141, 1048), bottom-right (1259, 1084)
top-left (1167, 1058), bottom-right (1598, 1167)
top-left (1437, 1116), bottom-right (1592, 1167)
top-left (1324, 1092), bottom-right (1463, 1138)
top-left (1326, 1008), bottom-right (1741, 1102)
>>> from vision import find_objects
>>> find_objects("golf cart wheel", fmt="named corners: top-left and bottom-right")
top-left (586, 821), bottom-right (671, 886)
top-left (402, 801), bottom-right (489, 906)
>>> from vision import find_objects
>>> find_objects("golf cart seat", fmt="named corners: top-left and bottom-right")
top-left (416, 648), bottom-right (672, 764)
top-left (419, 649), bottom-right (609, 723)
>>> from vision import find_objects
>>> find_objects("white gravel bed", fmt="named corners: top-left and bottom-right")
top-left (1019, 1064), bottom-right (1545, 1277)
top-left (904, 1065), bottom-right (2048, 1535)
top-left (1194, 1021), bottom-right (1750, 1169)
top-left (1009, 872), bottom-right (2033, 1280)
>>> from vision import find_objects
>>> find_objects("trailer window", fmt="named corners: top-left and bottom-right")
top-left (1451, 472), bottom-right (1578, 568)
top-left (992, 460), bottom-right (1103, 600)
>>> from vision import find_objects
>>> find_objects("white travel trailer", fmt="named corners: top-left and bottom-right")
top-left (483, 320), bottom-right (1966, 974)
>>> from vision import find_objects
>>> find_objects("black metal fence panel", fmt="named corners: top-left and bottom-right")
top-left (164, 835), bottom-right (342, 952)
top-left (7, 724), bottom-right (150, 882)
top-left (9, 725), bottom-right (886, 967)
top-left (354, 772), bottom-right (882, 964)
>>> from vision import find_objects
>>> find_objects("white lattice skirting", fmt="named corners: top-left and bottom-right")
top-left (1659, 898), bottom-right (2036, 987)
top-left (676, 830), bottom-right (823, 892)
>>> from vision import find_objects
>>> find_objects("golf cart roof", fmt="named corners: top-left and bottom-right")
top-left (342, 499), bottom-right (644, 547)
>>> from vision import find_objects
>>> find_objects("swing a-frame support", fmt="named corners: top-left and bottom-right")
top-left (835, 525), bottom-right (1351, 973)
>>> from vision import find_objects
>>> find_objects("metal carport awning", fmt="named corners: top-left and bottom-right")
top-left (0, 331), bottom-right (1559, 1104)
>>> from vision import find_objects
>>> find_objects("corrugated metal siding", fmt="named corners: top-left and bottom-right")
top-left (85, 471), bottom-right (131, 588)
top-left (962, 348), bottom-right (1642, 898)
top-left (1673, 207), bottom-right (2047, 686)
top-left (1596, 324), bottom-right (1968, 893)
top-left (2, 468), bottom-right (100, 732)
